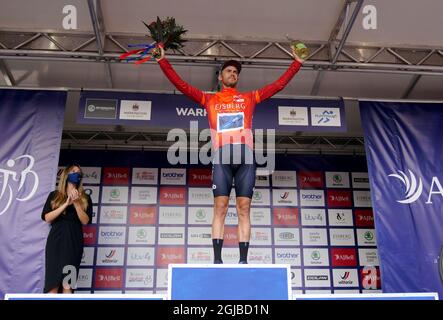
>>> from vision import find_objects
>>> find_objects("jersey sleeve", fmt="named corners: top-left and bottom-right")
top-left (254, 60), bottom-right (302, 104)
top-left (158, 58), bottom-right (207, 106)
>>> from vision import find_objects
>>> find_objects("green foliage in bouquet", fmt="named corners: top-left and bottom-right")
top-left (143, 16), bottom-right (187, 51)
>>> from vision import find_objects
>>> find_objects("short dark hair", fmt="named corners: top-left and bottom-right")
top-left (221, 60), bottom-right (242, 74)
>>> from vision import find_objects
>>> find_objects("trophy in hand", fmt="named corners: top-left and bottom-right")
top-left (119, 16), bottom-right (187, 65)
top-left (286, 35), bottom-right (309, 60)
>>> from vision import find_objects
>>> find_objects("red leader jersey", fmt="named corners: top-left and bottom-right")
top-left (158, 58), bottom-right (301, 150)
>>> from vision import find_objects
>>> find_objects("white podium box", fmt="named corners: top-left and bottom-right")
top-left (4, 293), bottom-right (166, 300)
top-left (293, 293), bottom-right (439, 300)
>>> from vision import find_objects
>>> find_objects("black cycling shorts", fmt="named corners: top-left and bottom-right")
top-left (212, 144), bottom-right (256, 198)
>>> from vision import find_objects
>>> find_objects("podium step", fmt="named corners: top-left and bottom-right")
top-left (168, 264), bottom-right (291, 300)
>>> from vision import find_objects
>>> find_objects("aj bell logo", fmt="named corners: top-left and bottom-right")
top-left (0, 155), bottom-right (39, 216)
top-left (388, 169), bottom-right (443, 204)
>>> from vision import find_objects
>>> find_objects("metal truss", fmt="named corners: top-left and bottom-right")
top-left (1, 28), bottom-right (443, 77)
top-left (61, 130), bottom-right (366, 155)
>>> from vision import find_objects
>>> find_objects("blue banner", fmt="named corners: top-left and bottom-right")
top-left (0, 89), bottom-right (66, 298)
top-left (360, 101), bottom-right (443, 298)
top-left (78, 91), bottom-right (346, 133)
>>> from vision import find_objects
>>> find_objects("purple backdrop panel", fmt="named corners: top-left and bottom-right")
top-left (0, 89), bottom-right (66, 298)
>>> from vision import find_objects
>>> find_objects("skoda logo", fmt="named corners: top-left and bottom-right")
top-left (364, 231), bottom-right (374, 241)
top-left (333, 174), bottom-right (342, 184)
top-left (137, 229), bottom-right (147, 239)
top-left (88, 104), bottom-right (96, 112)
top-left (110, 189), bottom-right (120, 198)
top-left (311, 251), bottom-right (321, 260)
top-left (388, 169), bottom-right (423, 204)
top-left (196, 209), bottom-right (206, 219)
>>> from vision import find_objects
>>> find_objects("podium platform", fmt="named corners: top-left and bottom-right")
top-left (293, 293), bottom-right (439, 300)
top-left (168, 264), bottom-right (291, 300)
top-left (4, 293), bottom-right (166, 300)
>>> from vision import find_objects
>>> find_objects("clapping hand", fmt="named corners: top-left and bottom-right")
top-left (65, 189), bottom-right (79, 207)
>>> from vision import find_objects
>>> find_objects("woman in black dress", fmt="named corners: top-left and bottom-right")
top-left (41, 164), bottom-right (93, 293)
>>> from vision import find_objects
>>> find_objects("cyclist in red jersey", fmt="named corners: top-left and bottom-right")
top-left (156, 46), bottom-right (303, 264)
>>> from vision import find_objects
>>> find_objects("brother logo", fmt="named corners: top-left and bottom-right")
top-left (302, 194), bottom-right (322, 200)
top-left (101, 231), bottom-right (124, 237)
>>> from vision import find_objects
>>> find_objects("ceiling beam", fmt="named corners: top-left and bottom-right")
top-left (1, 29), bottom-right (443, 76)
top-left (331, 0), bottom-right (364, 64)
top-left (311, 70), bottom-right (325, 96)
top-left (312, 0), bottom-right (364, 96)
top-left (401, 75), bottom-right (422, 99)
top-left (0, 59), bottom-right (15, 86)
top-left (87, 0), bottom-right (113, 88)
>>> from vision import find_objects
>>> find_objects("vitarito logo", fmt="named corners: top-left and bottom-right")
top-left (340, 272), bottom-right (350, 280)
top-left (280, 192), bottom-right (290, 200)
top-left (105, 250), bottom-right (116, 258)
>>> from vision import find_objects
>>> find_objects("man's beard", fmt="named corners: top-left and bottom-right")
top-left (223, 79), bottom-right (237, 88)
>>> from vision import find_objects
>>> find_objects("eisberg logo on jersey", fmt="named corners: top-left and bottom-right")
top-left (214, 102), bottom-right (246, 111)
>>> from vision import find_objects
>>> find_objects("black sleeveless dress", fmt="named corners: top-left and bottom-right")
top-left (41, 191), bottom-right (93, 292)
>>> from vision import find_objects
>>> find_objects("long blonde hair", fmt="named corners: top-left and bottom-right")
top-left (52, 165), bottom-right (88, 211)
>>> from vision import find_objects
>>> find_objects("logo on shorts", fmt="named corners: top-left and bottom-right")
top-left (212, 184), bottom-right (217, 190)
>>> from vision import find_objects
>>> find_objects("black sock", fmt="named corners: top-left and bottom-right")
top-left (212, 239), bottom-right (223, 262)
top-left (239, 242), bottom-right (249, 262)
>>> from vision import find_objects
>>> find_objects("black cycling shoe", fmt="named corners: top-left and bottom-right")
top-left (214, 259), bottom-right (223, 264)
top-left (239, 260), bottom-right (248, 264)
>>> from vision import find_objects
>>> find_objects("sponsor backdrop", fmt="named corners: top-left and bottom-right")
top-left (78, 91), bottom-right (346, 133)
top-left (0, 89), bottom-right (66, 298)
top-left (361, 101), bottom-right (443, 299)
top-left (58, 150), bottom-right (380, 294)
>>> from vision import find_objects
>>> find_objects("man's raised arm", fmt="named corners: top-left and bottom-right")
top-left (156, 46), bottom-right (206, 106)
top-left (254, 48), bottom-right (304, 104)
